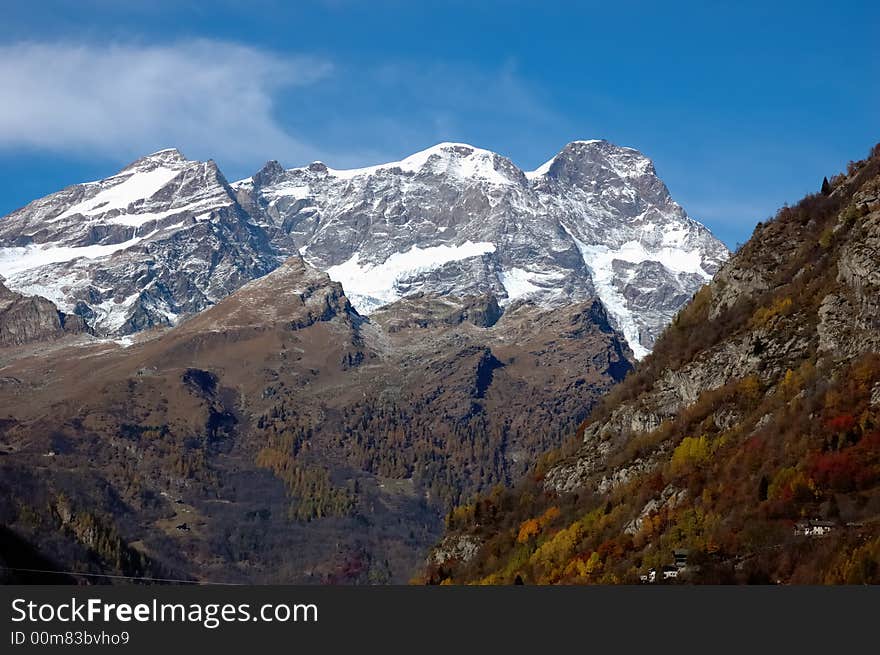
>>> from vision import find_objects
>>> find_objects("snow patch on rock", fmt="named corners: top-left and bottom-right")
top-left (0, 235), bottom-right (148, 278)
top-left (324, 241), bottom-right (496, 314)
top-left (563, 224), bottom-right (713, 359)
top-left (55, 166), bottom-right (182, 220)
top-left (317, 142), bottom-right (517, 187)
top-left (499, 267), bottom-right (566, 304)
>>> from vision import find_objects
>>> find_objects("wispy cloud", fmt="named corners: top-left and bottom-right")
top-left (0, 40), bottom-right (332, 166)
top-left (0, 39), bottom-right (567, 178)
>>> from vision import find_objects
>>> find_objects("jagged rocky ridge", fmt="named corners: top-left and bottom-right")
top-left (0, 149), bottom-right (277, 335)
top-left (425, 144), bottom-right (880, 584)
top-left (236, 140), bottom-right (728, 356)
top-left (0, 141), bottom-right (727, 355)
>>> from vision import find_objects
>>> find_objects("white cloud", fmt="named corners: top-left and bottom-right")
top-left (0, 40), bottom-right (332, 166)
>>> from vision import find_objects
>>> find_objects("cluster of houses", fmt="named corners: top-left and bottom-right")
top-left (793, 519), bottom-right (835, 537)
top-left (637, 519), bottom-right (840, 582)
top-left (640, 549), bottom-right (689, 583)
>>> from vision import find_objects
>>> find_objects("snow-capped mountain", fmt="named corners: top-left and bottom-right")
top-left (236, 140), bottom-right (728, 356)
top-left (0, 149), bottom-right (277, 335)
top-left (0, 140), bottom-right (727, 354)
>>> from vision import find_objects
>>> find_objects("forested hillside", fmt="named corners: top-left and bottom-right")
top-left (425, 144), bottom-right (880, 585)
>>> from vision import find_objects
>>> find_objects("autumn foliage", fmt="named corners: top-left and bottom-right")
top-left (423, 143), bottom-right (880, 585)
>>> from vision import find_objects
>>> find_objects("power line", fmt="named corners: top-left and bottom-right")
top-left (0, 566), bottom-right (241, 585)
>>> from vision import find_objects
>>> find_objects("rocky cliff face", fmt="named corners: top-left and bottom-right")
top-left (236, 140), bottom-right (728, 356)
top-left (426, 144), bottom-right (880, 585)
top-left (0, 281), bottom-right (85, 347)
top-left (542, 151), bottom-right (880, 495)
top-left (0, 149), bottom-right (277, 335)
top-left (0, 141), bottom-right (726, 355)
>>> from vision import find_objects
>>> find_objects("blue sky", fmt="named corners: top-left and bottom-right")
top-left (1, 1), bottom-right (877, 247)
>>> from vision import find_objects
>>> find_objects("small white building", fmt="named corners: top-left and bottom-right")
top-left (644, 566), bottom-right (679, 583)
top-left (794, 519), bottom-right (834, 537)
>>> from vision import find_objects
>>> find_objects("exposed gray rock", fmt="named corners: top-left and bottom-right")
top-left (428, 534), bottom-right (483, 566)
top-left (624, 485), bottom-right (687, 535)
top-left (0, 141), bottom-right (728, 356)
top-left (236, 140), bottom-right (728, 356)
top-left (710, 265), bottom-right (769, 319)
top-left (544, 243), bottom-right (815, 495)
top-left (597, 457), bottom-right (656, 495)
top-left (0, 281), bottom-right (86, 347)
top-left (543, 439), bottom-right (615, 494)
top-left (0, 149), bottom-right (278, 336)
top-left (369, 292), bottom-right (502, 332)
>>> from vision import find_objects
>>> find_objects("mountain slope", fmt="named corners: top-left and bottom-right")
top-left (0, 149), bottom-right (278, 335)
top-left (236, 140), bottom-right (728, 356)
top-left (425, 144), bottom-right (880, 585)
top-left (0, 255), bottom-right (631, 583)
top-left (0, 138), bottom-right (727, 582)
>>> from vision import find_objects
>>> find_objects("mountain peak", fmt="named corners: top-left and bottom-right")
top-left (414, 141), bottom-right (487, 157)
top-left (1, 138), bottom-right (727, 354)
top-left (252, 159), bottom-right (286, 187)
top-left (150, 147), bottom-right (185, 157)
top-left (528, 140), bottom-right (654, 181)
top-left (116, 148), bottom-right (190, 177)
top-left (134, 147), bottom-right (187, 165)
top-left (0, 144), bottom-right (276, 336)
top-left (294, 142), bottom-right (521, 185)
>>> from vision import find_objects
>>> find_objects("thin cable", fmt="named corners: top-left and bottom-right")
top-left (0, 565), bottom-right (241, 585)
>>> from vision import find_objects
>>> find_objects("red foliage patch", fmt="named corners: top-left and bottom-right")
top-left (809, 431), bottom-right (880, 492)
top-left (809, 451), bottom-right (862, 491)
top-left (826, 414), bottom-right (856, 434)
